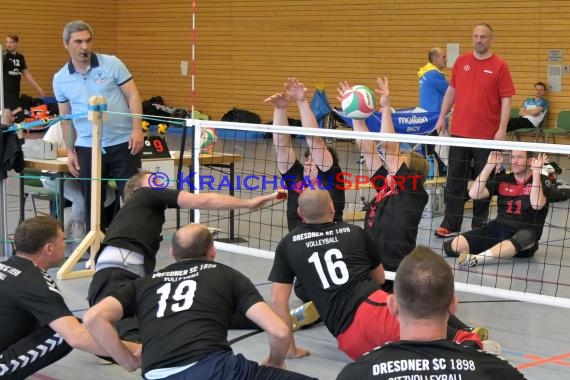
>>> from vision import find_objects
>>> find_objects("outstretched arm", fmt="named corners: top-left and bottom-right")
top-left (338, 81), bottom-right (381, 176)
top-left (177, 191), bottom-right (280, 210)
top-left (286, 77), bottom-right (333, 172)
top-left (264, 92), bottom-right (297, 174)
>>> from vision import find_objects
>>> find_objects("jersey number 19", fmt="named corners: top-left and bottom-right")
top-left (156, 280), bottom-right (197, 318)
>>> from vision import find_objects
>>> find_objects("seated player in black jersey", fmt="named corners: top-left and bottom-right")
top-left (338, 77), bottom-right (429, 293)
top-left (340, 77), bottom-right (482, 336)
top-left (444, 150), bottom-right (570, 267)
top-left (84, 224), bottom-right (316, 380)
top-left (0, 216), bottom-right (140, 379)
top-left (269, 189), bottom-right (488, 361)
top-left (265, 77), bottom-right (346, 304)
top-left (265, 77), bottom-right (346, 232)
top-left (336, 246), bottom-right (526, 380)
top-left (87, 170), bottom-right (282, 340)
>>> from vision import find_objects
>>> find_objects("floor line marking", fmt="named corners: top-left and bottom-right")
top-left (517, 352), bottom-right (570, 370)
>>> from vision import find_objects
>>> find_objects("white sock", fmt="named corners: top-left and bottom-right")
top-left (474, 251), bottom-right (497, 265)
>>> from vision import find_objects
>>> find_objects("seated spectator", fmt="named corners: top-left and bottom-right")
top-left (444, 150), bottom-right (570, 267)
top-left (507, 82), bottom-right (548, 132)
top-left (40, 122), bottom-right (116, 239)
top-left (336, 246), bottom-right (525, 380)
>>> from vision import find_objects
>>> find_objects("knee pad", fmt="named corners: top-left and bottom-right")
top-left (509, 229), bottom-right (537, 255)
top-left (443, 239), bottom-right (459, 257)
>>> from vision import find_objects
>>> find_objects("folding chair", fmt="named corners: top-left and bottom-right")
top-left (22, 169), bottom-right (60, 219)
top-left (513, 110), bottom-right (548, 142)
top-left (543, 110), bottom-right (570, 144)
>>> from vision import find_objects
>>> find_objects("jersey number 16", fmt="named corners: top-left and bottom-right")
top-left (308, 249), bottom-right (349, 289)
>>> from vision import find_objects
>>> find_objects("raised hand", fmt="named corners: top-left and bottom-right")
top-left (263, 92), bottom-right (289, 109)
top-left (487, 151), bottom-right (504, 166)
top-left (336, 80), bottom-right (352, 103)
top-left (375, 76), bottom-right (390, 110)
top-left (531, 153), bottom-right (549, 171)
top-left (284, 77), bottom-right (307, 102)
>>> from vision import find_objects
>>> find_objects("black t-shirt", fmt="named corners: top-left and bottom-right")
top-left (113, 260), bottom-right (263, 373)
top-left (364, 164), bottom-right (428, 271)
top-left (0, 256), bottom-right (72, 350)
top-left (96, 187), bottom-right (181, 274)
top-left (337, 339), bottom-right (526, 380)
top-left (488, 173), bottom-right (554, 235)
top-left (2, 51), bottom-right (27, 96)
top-left (282, 160), bottom-right (345, 231)
top-left (269, 221), bottom-right (382, 336)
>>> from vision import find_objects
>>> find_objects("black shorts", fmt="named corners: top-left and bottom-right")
top-left (463, 220), bottom-right (538, 257)
top-left (3, 92), bottom-right (21, 110)
top-left (87, 267), bottom-right (141, 306)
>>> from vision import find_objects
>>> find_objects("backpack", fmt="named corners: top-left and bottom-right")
top-left (221, 108), bottom-right (262, 124)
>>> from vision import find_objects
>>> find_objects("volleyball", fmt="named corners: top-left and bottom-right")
top-left (341, 85), bottom-right (376, 119)
top-left (200, 127), bottom-right (218, 153)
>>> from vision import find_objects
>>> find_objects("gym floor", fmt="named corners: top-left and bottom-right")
top-left (2, 135), bottom-right (569, 379)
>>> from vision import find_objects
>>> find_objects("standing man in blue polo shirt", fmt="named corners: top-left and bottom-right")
top-left (53, 20), bottom-right (144, 230)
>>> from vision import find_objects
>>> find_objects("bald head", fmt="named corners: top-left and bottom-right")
top-left (171, 224), bottom-right (214, 261)
top-left (428, 47), bottom-right (447, 70)
top-left (297, 189), bottom-right (334, 223)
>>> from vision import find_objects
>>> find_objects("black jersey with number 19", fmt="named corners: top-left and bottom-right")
top-left (112, 260), bottom-right (263, 374)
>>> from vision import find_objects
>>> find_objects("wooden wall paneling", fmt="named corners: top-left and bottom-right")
top-left (7, 0), bottom-right (566, 144)
top-left (0, 1), bottom-right (117, 101)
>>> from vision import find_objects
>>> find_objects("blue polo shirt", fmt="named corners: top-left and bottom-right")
top-left (53, 53), bottom-right (133, 147)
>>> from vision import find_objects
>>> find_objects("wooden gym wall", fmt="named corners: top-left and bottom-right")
top-left (0, 1), bottom-right (117, 102)
top-left (2, 1), bottom-right (570, 137)
top-left (115, 0), bottom-right (570, 132)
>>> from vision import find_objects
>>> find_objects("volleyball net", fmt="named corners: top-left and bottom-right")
top-left (186, 118), bottom-right (570, 308)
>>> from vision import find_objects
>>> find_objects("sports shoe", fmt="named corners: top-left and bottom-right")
top-left (458, 252), bottom-right (478, 268)
top-left (470, 326), bottom-right (489, 341)
top-left (434, 227), bottom-right (460, 238)
top-left (291, 301), bottom-right (320, 331)
top-left (482, 340), bottom-right (502, 355)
